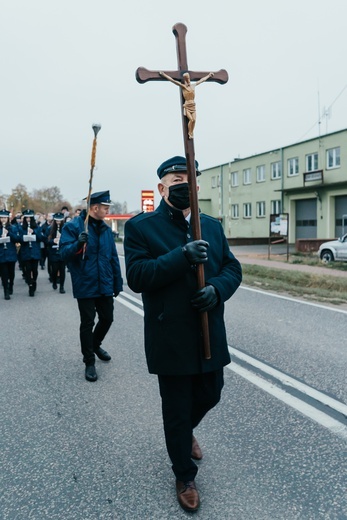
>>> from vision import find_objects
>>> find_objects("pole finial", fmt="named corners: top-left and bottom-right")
top-left (92, 123), bottom-right (102, 138)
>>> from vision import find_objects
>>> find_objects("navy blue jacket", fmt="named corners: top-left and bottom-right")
top-left (18, 226), bottom-right (44, 261)
top-left (0, 225), bottom-right (19, 263)
top-left (60, 213), bottom-right (123, 299)
top-left (124, 198), bottom-right (242, 376)
top-left (45, 225), bottom-right (64, 262)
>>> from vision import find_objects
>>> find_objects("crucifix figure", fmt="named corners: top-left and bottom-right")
top-left (136, 23), bottom-right (229, 360)
top-left (159, 71), bottom-right (214, 139)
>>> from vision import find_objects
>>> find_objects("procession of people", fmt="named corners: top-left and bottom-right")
top-left (0, 205), bottom-right (79, 300)
top-left (1, 165), bottom-right (242, 512)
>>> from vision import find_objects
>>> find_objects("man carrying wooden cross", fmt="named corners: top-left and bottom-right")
top-left (124, 156), bottom-right (242, 512)
top-left (131, 23), bottom-right (242, 512)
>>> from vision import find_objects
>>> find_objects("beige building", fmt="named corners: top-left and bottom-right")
top-left (198, 128), bottom-right (347, 246)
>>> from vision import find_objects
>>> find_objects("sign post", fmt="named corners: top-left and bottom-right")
top-left (269, 213), bottom-right (289, 261)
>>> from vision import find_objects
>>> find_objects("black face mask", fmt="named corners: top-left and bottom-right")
top-left (167, 182), bottom-right (190, 210)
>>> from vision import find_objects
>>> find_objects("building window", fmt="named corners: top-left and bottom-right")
top-left (211, 176), bottom-right (217, 188)
top-left (271, 161), bottom-right (282, 179)
top-left (288, 157), bottom-right (299, 176)
top-left (231, 171), bottom-right (238, 187)
top-left (271, 200), bottom-right (282, 214)
top-left (257, 201), bottom-right (266, 217)
top-left (306, 152), bottom-right (318, 172)
top-left (256, 165), bottom-right (265, 182)
top-left (231, 204), bottom-right (239, 218)
top-left (243, 203), bottom-right (252, 218)
top-left (243, 168), bottom-right (251, 185)
top-left (326, 147), bottom-right (340, 169)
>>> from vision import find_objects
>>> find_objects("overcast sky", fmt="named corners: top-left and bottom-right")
top-left (1, 0), bottom-right (347, 212)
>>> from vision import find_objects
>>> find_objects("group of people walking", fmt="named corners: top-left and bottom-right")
top-left (3, 156), bottom-right (242, 514)
top-left (0, 207), bottom-right (79, 299)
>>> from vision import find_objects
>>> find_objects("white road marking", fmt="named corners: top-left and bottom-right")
top-left (229, 347), bottom-right (347, 417)
top-left (240, 285), bottom-right (347, 314)
top-left (226, 362), bottom-right (347, 441)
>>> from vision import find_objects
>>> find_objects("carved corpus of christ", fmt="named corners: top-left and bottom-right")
top-left (159, 71), bottom-right (214, 139)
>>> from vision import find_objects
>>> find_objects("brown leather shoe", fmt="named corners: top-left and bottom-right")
top-left (191, 435), bottom-right (203, 460)
top-left (176, 480), bottom-right (200, 512)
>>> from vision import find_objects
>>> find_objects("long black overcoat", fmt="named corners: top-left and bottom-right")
top-left (124, 199), bottom-right (242, 376)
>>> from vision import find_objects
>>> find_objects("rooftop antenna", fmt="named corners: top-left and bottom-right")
top-left (317, 83), bottom-right (321, 138)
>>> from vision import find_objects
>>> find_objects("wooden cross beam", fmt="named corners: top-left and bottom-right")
top-left (136, 23), bottom-right (229, 360)
top-left (136, 24), bottom-right (228, 85)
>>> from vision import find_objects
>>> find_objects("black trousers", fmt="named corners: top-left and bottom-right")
top-left (158, 369), bottom-right (224, 482)
top-left (51, 260), bottom-right (66, 287)
top-left (77, 296), bottom-right (114, 366)
top-left (40, 247), bottom-right (48, 268)
top-left (0, 261), bottom-right (15, 289)
top-left (23, 259), bottom-right (39, 286)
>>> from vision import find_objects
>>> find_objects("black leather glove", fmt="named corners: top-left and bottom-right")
top-left (77, 231), bottom-right (88, 245)
top-left (182, 240), bottom-right (209, 264)
top-left (191, 285), bottom-right (219, 312)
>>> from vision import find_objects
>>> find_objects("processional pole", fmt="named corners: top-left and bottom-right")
top-left (83, 123), bottom-right (101, 259)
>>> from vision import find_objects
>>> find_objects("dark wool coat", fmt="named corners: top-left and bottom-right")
top-left (124, 198), bottom-right (242, 376)
top-left (59, 213), bottom-right (123, 299)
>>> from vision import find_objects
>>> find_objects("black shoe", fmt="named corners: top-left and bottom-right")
top-left (85, 365), bottom-right (97, 382)
top-left (59, 286), bottom-right (66, 294)
top-left (94, 347), bottom-right (111, 362)
top-left (4, 290), bottom-right (10, 300)
top-left (29, 286), bottom-right (35, 297)
top-left (52, 283), bottom-right (57, 290)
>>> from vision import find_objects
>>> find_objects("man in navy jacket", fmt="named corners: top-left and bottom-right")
top-left (124, 157), bottom-right (242, 512)
top-left (60, 191), bottom-right (123, 382)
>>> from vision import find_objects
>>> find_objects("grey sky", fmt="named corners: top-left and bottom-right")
top-left (1, 0), bottom-right (347, 211)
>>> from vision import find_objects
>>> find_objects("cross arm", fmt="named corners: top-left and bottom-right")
top-left (136, 67), bottom-right (228, 84)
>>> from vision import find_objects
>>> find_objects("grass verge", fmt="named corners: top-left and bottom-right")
top-left (242, 264), bottom-right (347, 306)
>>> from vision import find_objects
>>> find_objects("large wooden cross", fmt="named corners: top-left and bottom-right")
top-left (136, 23), bottom-right (228, 360)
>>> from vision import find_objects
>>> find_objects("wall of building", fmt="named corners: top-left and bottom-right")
top-left (198, 129), bottom-right (347, 245)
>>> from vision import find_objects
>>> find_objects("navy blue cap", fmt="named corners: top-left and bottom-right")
top-left (53, 212), bottom-right (64, 221)
top-left (157, 156), bottom-right (201, 179)
top-left (22, 209), bottom-right (35, 217)
top-left (85, 190), bottom-right (112, 205)
top-left (0, 209), bottom-right (10, 217)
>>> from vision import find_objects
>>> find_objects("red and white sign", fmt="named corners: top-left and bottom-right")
top-left (141, 190), bottom-right (155, 213)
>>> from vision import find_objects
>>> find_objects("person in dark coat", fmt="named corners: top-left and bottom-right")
top-left (19, 209), bottom-right (44, 297)
top-left (11, 213), bottom-right (24, 273)
top-left (124, 156), bottom-right (242, 513)
top-left (0, 209), bottom-right (20, 300)
top-left (38, 213), bottom-right (50, 271)
top-left (46, 212), bottom-right (66, 293)
top-left (60, 190), bottom-right (123, 382)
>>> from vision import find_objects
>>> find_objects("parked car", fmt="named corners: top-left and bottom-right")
top-left (317, 233), bottom-right (347, 262)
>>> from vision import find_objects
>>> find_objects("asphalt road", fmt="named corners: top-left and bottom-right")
top-left (0, 262), bottom-right (346, 519)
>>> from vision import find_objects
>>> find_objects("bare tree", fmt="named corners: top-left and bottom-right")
top-left (7, 184), bottom-right (32, 214)
top-left (32, 186), bottom-right (65, 213)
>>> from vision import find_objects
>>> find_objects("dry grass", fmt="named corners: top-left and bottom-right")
top-left (242, 264), bottom-right (347, 306)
